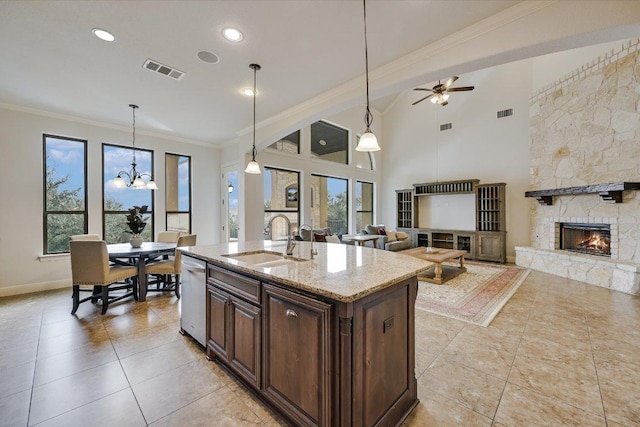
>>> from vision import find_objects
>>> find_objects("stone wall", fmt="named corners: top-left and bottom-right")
top-left (519, 38), bottom-right (640, 294)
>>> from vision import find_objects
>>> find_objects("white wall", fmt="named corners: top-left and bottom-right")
top-left (0, 106), bottom-right (219, 295)
top-left (381, 60), bottom-right (533, 260)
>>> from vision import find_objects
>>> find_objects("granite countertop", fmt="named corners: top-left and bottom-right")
top-left (180, 240), bottom-right (432, 303)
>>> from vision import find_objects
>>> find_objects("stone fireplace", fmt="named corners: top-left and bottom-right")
top-left (516, 39), bottom-right (640, 295)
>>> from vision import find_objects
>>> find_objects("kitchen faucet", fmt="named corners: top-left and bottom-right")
top-left (265, 214), bottom-right (296, 255)
top-left (299, 224), bottom-right (318, 259)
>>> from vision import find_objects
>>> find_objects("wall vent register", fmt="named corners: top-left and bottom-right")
top-left (497, 108), bottom-right (513, 118)
top-left (439, 123), bottom-right (452, 131)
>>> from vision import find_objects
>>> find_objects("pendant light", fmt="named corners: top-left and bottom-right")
top-left (245, 63), bottom-right (262, 174)
top-left (112, 104), bottom-right (158, 189)
top-left (355, 0), bottom-right (380, 152)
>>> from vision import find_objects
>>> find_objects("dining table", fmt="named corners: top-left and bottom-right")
top-left (107, 241), bottom-right (176, 302)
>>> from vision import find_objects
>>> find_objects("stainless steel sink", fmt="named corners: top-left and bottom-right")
top-left (222, 251), bottom-right (305, 267)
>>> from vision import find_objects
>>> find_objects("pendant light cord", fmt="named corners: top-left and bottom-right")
top-left (363, 0), bottom-right (373, 131)
top-left (130, 104), bottom-right (138, 164)
top-left (252, 65), bottom-right (257, 161)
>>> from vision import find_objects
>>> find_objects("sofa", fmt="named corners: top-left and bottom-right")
top-left (296, 227), bottom-right (334, 242)
top-left (361, 224), bottom-right (412, 252)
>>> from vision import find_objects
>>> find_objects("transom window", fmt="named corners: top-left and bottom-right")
top-left (310, 121), bottom-right (348, 165)
top-left (268, 130), bottom-right (300, 154)
top-left (43, 134), bottom-right (87, 254)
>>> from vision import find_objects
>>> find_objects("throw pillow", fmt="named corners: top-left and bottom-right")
top-left (325, 235), bottom-right (341, 244)
top-left (378, 227), bottom-right (386, 236)
top-left (313, 232), bottom-right (327, 242)
top-left (386, 230), bottom-right (397, 242)
top-left (396, 231), bottom-right (408, 241)
top-left (365, 224), bottom-right (383, 235)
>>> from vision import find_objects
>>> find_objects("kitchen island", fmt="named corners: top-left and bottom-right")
top-left (180, 240), bottom-right (432, 427)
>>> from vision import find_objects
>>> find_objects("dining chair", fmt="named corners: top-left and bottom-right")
top-left (157, 231), bottom-right (180, 243)
top-left (145, 234), bottom-right (197, 299)
top-left (70, 240), bottom-right (138, 315)
top-left (70, 234), bottom-right (101, 241)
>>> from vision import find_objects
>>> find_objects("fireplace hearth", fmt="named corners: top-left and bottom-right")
top-left (560, 223), bottom-right (610, 257)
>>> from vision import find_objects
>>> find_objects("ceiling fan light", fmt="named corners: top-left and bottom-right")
top-left (430, 96), bottom-right (438, 104)
top-left (245, 160), bottom-right (261, 174)
top-left (356, 131), bottom-right (380, 152)
top-left (442, 93), bottom-right (450, 102)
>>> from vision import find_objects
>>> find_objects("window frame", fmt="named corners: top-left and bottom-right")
top-left (42, 134), bottom-right (88, 254)
top-left (263, 166), bottom-right (300, 239)
top-left (101, 143), bottom-right (155, 243)
top-left (310, 173), bottom-right (349, 235)
top-left (356, 180), bottom-right (374, 233)
top-left (165, 152), bottom-right (192, 234)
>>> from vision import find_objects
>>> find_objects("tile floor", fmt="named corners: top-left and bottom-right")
top-left (1, 270), bottom-right (640, 426)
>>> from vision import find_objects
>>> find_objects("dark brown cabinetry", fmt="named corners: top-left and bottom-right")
top-left (263, 284), bottom-right (332, 426)
top-left (206, 266), bottom-right (261, 388)
top-left (476, 183), bottom-right (506, 262)
top-left (396, 189), bottom-right (414, 229)
top-left (205, 263), bottom-right (418, 426)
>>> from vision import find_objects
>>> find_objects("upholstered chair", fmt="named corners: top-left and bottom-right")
top-left (157, 231), bottom-right (180, 243)
top-left (69, 240), bottom-right (138, 315)
top-left (145, 234), bottom-right (197, 299)
top-left (70, 234), bottom-right (101, 241)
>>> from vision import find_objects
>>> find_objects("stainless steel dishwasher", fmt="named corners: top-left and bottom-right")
top-left (180, 255), bottom-right (206, 346)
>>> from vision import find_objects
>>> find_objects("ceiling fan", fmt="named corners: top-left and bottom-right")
top-left (412, 76), bottom-right (474, 106)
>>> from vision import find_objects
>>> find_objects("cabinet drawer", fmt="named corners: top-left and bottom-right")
top-left (208, 265), bottom-right (261, 304)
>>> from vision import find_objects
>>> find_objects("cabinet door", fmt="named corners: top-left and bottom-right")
top-left (229, 296), bottom-right (261, 389)
top-left (263, 284), bottom-right (332, 427)
top-left (206, 285), bottom-right (229, 359)
top-left (477, 232), bottom-right (505, 262)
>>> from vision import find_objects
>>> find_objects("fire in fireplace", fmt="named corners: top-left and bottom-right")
top-left (560, 223), bottom-right (610, 257)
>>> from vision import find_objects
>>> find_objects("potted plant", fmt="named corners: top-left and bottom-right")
top-left (125, 205), bottom-right (149, 247)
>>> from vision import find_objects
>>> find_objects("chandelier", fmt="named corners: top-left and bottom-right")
top-left (355, 0), bottom-right (380, 152)
top-left (112, 104), bottom-right (158, 190)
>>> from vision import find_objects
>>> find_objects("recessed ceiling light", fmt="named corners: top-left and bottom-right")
top-left (319, 139), bottom-right (327, 146)
top-left (92, 28), bottom-right (115, 42)
top-left (241, 87), bottom-right (254, 97)
top-left (196, 50), bottom-right (220, 64)
top-left (222, 27), bottom-right (243, 42)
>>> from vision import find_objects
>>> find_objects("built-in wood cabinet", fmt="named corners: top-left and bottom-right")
top-left (396, 189), bottom-right (413, 229)
top-left (205, 263), bottom-right (418, 426)
top-left (396, 179), bottom-right (507, 262)
top-left (263, 284), bottom-right (332, 426)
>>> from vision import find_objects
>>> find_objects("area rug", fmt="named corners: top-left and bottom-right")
top-left (415, 262), bottom-right (530, 327)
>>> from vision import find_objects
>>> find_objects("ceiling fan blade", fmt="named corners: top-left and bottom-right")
top-left (442, 76), bottom-right (458, 89)
top-left (412, 94), bottom-right (434, 105)
top-left (413, 88), bottom-right (433, 92)
top-left (446, 86), bottom-right (475, 92)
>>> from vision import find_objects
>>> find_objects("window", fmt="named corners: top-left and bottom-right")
top-left (310, 121), bottom-right (348, 165)
top-left (43, 135), bottom-right (87, 254)
top-left (165, 153), bottom-right (191, 233)
top-left (356, 181), bottom-right (374, 232)
top-left (268, 130), bottom-right (300, 154)
top-left (102, 144), bottom-right (154, 243)
top-left (227, 170), bottom-right (239, 241)
top-left (311, 174), bottom-right (348, 235)
top-left (264, 167), bottom-right (300, 240)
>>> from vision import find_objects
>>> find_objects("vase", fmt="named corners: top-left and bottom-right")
top-left (130, 235), bottom-right (143, 248)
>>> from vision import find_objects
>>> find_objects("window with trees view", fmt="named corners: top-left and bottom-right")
top-left (264, 167), bottom-right (300, 240)
top-left (43, 135), bottom-right (87, 254)
top-left (311, 174), bottom-right (348, 235)
top-left (165, 153), bottom-right (191, 233)
top-left (356, 181), bottom-right (374, 232)
top-left (102, 143), bottom-right (154, 244)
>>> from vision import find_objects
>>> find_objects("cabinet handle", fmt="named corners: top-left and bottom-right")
top-left (285, 309), bottom-right (298, 318)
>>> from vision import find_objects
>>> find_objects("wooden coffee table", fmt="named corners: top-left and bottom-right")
top-left (401, 247), bottom-right (467, 284)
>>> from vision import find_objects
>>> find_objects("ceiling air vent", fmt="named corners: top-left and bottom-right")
top-left (440, 123), bottom-right (452, 131)
top-left (497, 108), bottom-right (513, 118)
top-left (143, 59), bottom-right (185, 80)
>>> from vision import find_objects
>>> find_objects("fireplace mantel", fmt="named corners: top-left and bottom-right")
top-left (524, 182), bottom-right (640, 205)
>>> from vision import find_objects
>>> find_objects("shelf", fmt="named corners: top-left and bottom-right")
top-left (414, 179), bottom-right (479, 196)
top-left (524, 182), bottom-right (640, 205)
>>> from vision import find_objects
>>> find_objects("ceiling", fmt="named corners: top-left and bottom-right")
top-left (0, 0), bottom-right (521, 146)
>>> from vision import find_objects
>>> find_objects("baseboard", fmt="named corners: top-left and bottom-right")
top-left (0, 279), bottom-right (70, 297)
top-left (506, 255), bottom-right (516, 264)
